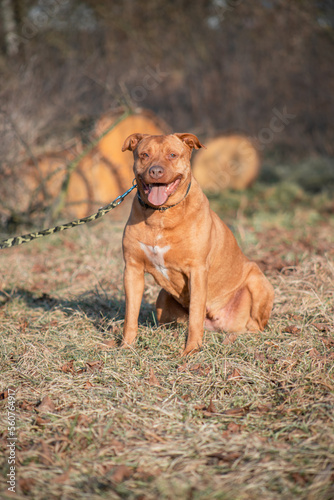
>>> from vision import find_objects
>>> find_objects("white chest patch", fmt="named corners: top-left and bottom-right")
top-left (140, 243), bottom-right (170, 279)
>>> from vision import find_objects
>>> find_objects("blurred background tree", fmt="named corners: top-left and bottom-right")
top-left (0, 0), bottom-right (333, 168)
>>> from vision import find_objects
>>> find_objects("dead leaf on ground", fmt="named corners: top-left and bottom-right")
top-left (284, 325), bottom-right (301, 334)
top-left (196, 398), bottom-right (219, 417)
top-left (0, 389), bottom-right (8, 400)
top-left (254, 352), bottom-right (266, 361)
top-left (0, 385), bottom-right (15, 400)
top-left (194, 400), bottom-right (251, 417)
top-left (177, 361), bottom-right (188, 373)
top-left (86, 360), bottom-right (104, 372)
top-left (227, 422), bottom-right (243, 433)
top-left (222, 421), bottom-right (243, 437)
top-left (202, 410), bottom-right (215, 418)
top-left (20, 400), bottom-right (34, 411)
top-left (84, 381), bottom-right (94, 389)
top-left (223, 405), bottom-right (251, 416)
top-left (312, 322), bottom-right (330, 332)
top-left (254, 351), bottom-right (275, 364)
top-left (54, 471), bottom-right (70, 484)
top-left (227, 368), bottom-right (242, 380)
top-left (194, 403), bottom-right (206, 410)
top-left (77, 414), bottom-right (91, 425)
top-left (99, 463), bottom-right (114, 475)
top-left (69, 414), bottom-right (91, 426)
top-left (291, 472), bottom-right (309, 485)
top-left (38, 440), bottom-right (53, 466)
top-left (148, 367), bottom-right (161, 386)
top-left (35, 415), bottom-right (51, 426)
top-left (207, 398), bottom-right (217, 413)
top-left (19, 477), bottom-right (35, 494)
top-left (189, 362), bottom-right (201, 371)
top-left (35, 395), bottom-right (56, 414)
top-left (321, 336), bottom-right (334, 347)
top-left (19, 320), bottom-right (29, 332)
top-left (136, 466), bottom-right (162, 481)
top-left (207, 451), bottom-right (241, 463)
top-left (144, 430), bottom-right (166, 443)
top-left (110, 464), bottom-right (133, 483)
top-left (309, 348), bottom-right (322, 359)
top-left (188, 363), bottom-right (211, 375)
top-left (61, 360), bottom-right (75, 374)
top-left (289, 314), bottom-right (303, 321)
top-left (276, 402), bottom-right (287, 413)
top-left (109, 438), bottom-right (125, 453)
top-left (256, 404), bottom-right (272, 415)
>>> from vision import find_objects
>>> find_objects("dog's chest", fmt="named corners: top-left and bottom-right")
top-left (139, 240), bottom-right (171, 279)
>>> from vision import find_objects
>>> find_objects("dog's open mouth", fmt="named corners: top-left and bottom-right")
top-left (140, 177), bottom-right (181, 206)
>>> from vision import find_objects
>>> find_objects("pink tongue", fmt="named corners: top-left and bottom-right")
top-left (148, 185), bottom-right (168, 206)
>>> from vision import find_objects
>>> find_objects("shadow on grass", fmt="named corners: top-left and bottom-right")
top-left (0, 287), bottom-right (156, 334)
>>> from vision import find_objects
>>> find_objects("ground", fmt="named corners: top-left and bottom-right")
top-left (0, 184), bottom-right (333, 499)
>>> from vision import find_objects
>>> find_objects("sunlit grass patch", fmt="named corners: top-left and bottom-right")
top-left (1, 191), bottom-right (333, 499)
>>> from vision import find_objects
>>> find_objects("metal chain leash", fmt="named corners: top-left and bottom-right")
top-left (0, 183), bottom-right (137, 250)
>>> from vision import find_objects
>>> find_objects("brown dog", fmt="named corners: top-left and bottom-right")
top-left (121, 133), bottom-right (274, 355)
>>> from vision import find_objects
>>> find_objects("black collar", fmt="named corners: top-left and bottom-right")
top-left (137, 181), bottom-right (192, 212)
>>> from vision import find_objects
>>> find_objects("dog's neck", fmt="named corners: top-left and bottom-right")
top-left (137, 180), bottom-right (192, 212)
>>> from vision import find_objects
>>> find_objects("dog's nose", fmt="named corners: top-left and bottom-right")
top-left (149, 165), bottom-right (164, 179)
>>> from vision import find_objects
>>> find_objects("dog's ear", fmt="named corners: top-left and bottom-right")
top-left (174, 133), bottom-right (205, 150)
top-left (122, 133), bottom-right (149, 152)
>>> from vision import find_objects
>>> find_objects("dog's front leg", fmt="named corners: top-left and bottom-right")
top-left (121, 262), bottom-right (145, 348)
top-left (182, 267), bottom-right (208, 356)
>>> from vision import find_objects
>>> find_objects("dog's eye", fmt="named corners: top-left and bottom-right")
top-left (169, 153), bottom-right (177, 159)
top-left (141, 152), bottom-right (149, 158)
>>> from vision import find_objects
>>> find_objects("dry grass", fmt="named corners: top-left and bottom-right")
top-left (0, 187), bottom-right (333, 499)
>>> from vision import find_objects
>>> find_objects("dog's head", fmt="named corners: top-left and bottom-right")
top-left (122, 133), bottom-right (204, 208)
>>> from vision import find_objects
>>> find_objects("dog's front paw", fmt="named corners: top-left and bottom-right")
top-left (181, 342), bottom-right (202, 357)
top-left (121, 329), bottom-right (138, 349)
top-left (120, 341), bottom-right (134, 350)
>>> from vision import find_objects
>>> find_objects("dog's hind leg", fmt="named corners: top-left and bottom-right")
top-left (245, 263), bottom-right (274, 331)
top-left (211, 263), bottom-right (274, 334)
